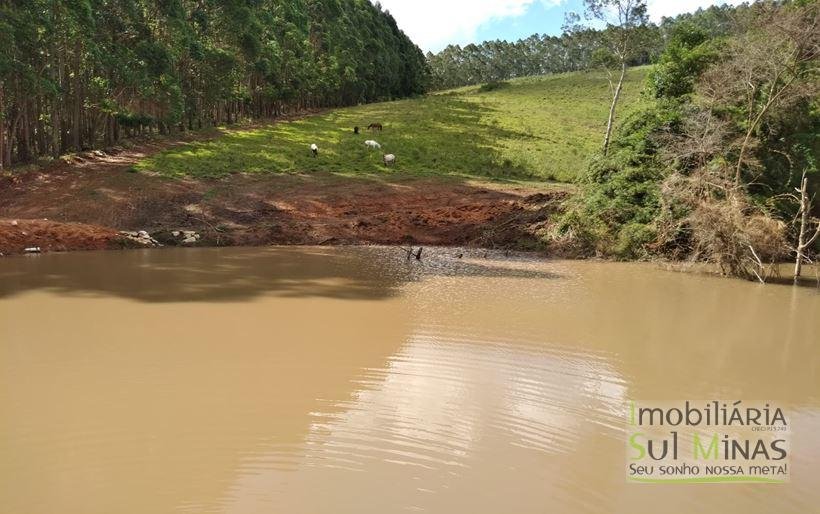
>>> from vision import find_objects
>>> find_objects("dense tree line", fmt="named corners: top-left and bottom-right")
top-left (424, 3), bottom-right (755, 91)
top-left (0, 0), bottom-right (427, 168)
top-left (425, 31), bottom-right (619, 90)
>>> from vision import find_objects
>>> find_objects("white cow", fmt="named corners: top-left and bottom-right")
top-left (364, 140), bottom-right (381, 150)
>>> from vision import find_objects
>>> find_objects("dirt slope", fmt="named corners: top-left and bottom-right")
top-left (0, 134), bottom-right (566, 256)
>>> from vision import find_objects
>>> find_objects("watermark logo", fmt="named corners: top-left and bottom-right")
top-left (626, 401), bottom-right (790, 484)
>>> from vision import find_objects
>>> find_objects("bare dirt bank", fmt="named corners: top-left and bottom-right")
top-left (0, 219), bottom-right (121, 255)
top-left (0, 137), bottom-right (567, 256)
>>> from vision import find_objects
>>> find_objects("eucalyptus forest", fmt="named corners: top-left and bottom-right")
top-left (0, 0), bottom-right (427, 168)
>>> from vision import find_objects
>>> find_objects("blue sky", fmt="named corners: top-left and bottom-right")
top-left (373, 0), bottom-right (747, 53)
top-left (474, 0), bottom-right (585, 45)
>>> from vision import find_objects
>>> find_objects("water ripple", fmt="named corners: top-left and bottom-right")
top-left (293, 330), bottom-right (627, 476)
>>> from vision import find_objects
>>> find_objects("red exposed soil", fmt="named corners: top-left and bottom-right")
top-left (0, 131), bottom-right (567, 256)
top-left (0, 219), bottom-right (120, 255)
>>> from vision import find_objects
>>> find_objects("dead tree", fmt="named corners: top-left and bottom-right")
top-left (794, 170), bottom-right (820, 281)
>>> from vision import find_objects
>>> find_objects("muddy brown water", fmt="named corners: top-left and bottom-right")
top-left (1, 247), bottom-right (818, 514)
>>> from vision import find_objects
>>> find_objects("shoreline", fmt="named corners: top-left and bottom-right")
top-left (3, 231), bottom-right (815, 289)
top-left (0, 210), bottom-right (560, 257)
top-left (1, 146), bottom-right (569, 257)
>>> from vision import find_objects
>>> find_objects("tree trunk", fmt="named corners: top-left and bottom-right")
top-left (794, 171), bottom-right (820, 282)
top-left (20, 100), bottom-right (31, 162)
top-left (52, 100), bottom-right (61, 158)
top-left (0, 82), bottom-right (4, 171)
top-left (72, 42), bottom-right (82, 151)
top-left (8, 110), bottom-right (20, 167)
top-left (36, 98), bottom-right (46, 156)
top-left (794, 175), bottom-right (808, 280)
top-left (603, 62), bottom-right (626, 157)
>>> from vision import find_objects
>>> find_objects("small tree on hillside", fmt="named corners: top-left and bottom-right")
top-left (566, 0), bottom-right (650, 156)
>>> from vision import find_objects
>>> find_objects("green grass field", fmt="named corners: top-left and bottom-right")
top-left (136, 67), bottom-right (648, 183)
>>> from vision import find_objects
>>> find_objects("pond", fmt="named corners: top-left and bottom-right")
top-left (1, 247), bottom-right (818, 514)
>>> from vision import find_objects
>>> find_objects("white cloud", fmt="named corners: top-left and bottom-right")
top-left (376, 0), bottom-right (749, 52)
top-left (374, 0), bottom-right (562, 52)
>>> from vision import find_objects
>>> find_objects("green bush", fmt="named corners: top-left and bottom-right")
top-left (615, 222), bottom-right (657, 259)
top-left (478, 81), bottom-right (509, 93)
top-left (646, 22), bottom-right (721, 99)
top-left (557, 100), bottom-right (682, 258)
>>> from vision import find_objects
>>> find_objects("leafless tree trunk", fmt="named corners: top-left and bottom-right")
top-left (603, 62), bottom-right (626, 156)
top-left (0, 81), bottom-right (4, 172)
top-left (794, 171), bottom-right (820, 282)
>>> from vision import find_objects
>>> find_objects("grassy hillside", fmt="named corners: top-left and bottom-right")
top-left (136, 68), bottom-right (648, 183)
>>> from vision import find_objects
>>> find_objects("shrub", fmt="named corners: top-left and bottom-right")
top-left (478, 81), bottom-right (508, 93)
top-left (615, 222), bottom-right (657, 259)
top-left (556, 101), bottom-right (680, 258)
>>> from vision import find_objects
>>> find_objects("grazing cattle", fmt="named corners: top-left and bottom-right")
top-left (367, 123), bottom-right (383, 132)
top-left (364, 140), bottom-right (381, 149)
top-left (310, 143), bottom-right (318, 158)
top-left (383, 154), bottom-right (396, 166)
top-left (354, 126), bottom-right (360, 135)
